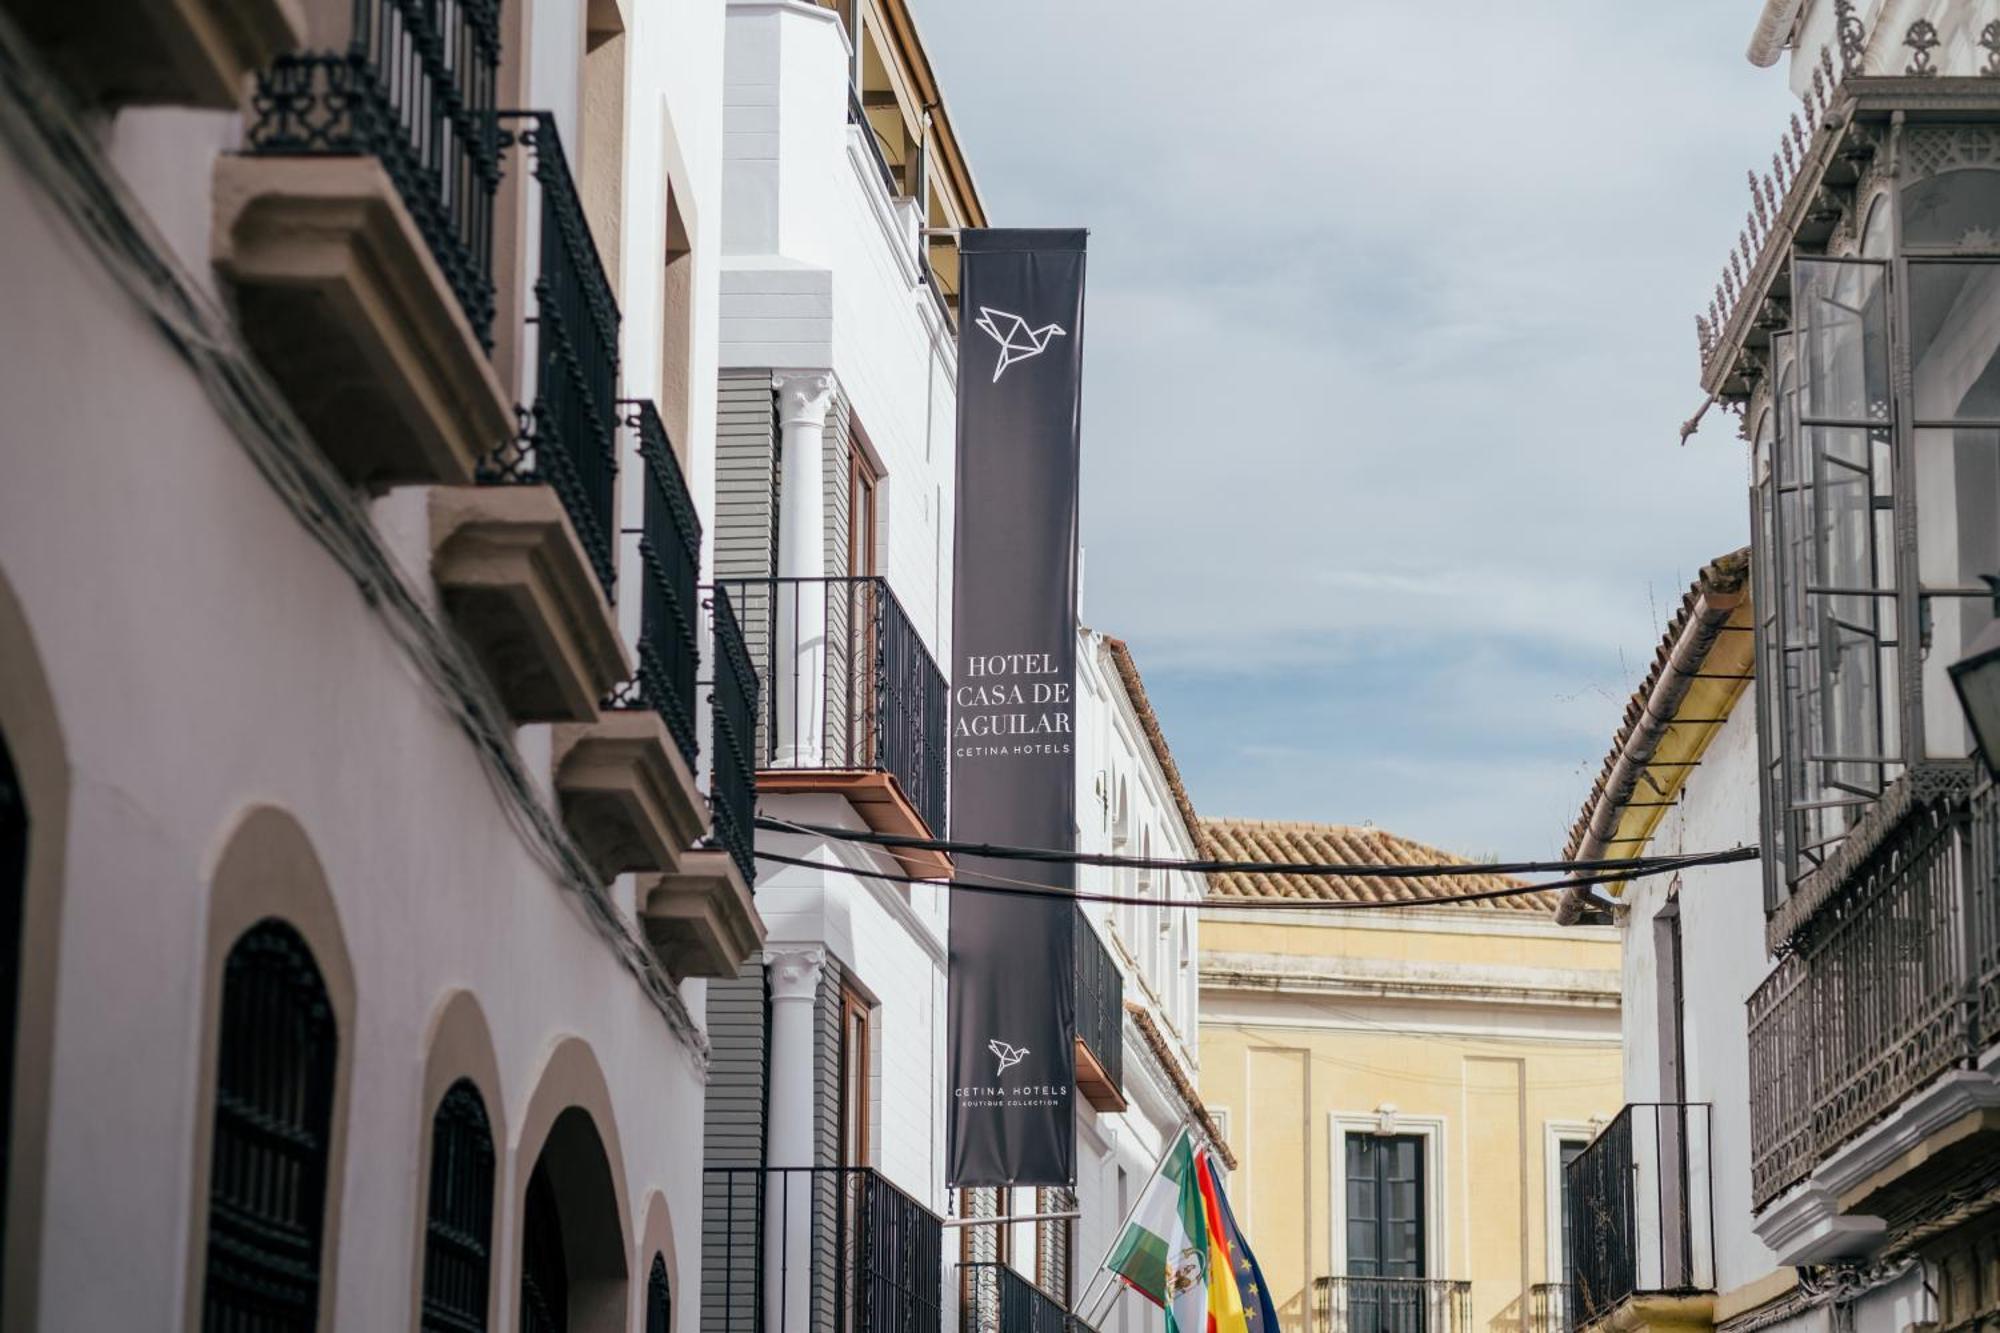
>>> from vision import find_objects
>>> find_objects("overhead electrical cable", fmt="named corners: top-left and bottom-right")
top-left (753, 816), bottom-right (1758, 884)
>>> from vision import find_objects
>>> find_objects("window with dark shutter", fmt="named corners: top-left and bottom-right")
top-left (422, 1079), bottom-right (496, 1333)
top-left (646, 1253), bottom-right (670, 1333)
top-left (202, 919), bottom-right (338, 1331)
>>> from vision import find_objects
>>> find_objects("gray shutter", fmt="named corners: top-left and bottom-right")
top-left (700, 961), bottom-right (769, 1333)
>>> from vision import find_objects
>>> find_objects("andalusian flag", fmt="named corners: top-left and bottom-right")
top-left (1103, 1132), bottom-right (1274, 1332)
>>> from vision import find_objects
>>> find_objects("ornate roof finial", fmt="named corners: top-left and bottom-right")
top-left (1904, 18), bottom-right (1940, 76)
top-left (1833, 0), bottom-right (1866, 78)
top-left (1782, 135), bottom-right (1798, 178)
top-left (1982, 20), bottom-right (2000, 77)
top-left (1749, 172), bottom-right (1768, 231)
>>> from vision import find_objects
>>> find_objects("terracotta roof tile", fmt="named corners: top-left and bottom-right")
top-left (1101, 636), bottom-right (1204, 846)
top-left (1201, 817), bottom-right (1556, 912)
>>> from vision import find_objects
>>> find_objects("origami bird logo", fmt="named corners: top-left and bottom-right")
top-left (975, 306), bottom-right (1067, 382)
top-left (988, 1039), bottom-right (1029, 1075)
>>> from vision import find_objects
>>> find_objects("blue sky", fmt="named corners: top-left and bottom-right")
top-left (913, 0), bottom-right (1798, 857)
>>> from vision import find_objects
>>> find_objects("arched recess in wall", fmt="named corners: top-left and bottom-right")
top-left (412, 990), bottom-right (508, 1331)
top-left (516, 1037), bottom-right (632, 1333)
top-left (636, 1189), bottom-right (678, 1333)
top-left (0, 567), bottom-right (69, 1333)
top-left (184, 805), bottom-right (358, 1333)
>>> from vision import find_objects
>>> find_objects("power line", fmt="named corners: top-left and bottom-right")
top-left (754, 817), bottom-right (1759, 885)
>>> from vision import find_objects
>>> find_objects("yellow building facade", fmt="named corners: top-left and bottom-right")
top-left (1198, 819), bottom-right (1623, 1333)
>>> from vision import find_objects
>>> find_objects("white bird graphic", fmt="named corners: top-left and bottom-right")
top-left (988, 1039), bottom-right (1030, 1075)
top-left (975, 306), bottom-right (1067, 382)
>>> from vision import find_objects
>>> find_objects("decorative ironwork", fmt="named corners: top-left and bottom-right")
top-left (646, 1252), bottom-right (671, 1333)
top-left (1074, 911), bottom-right (1123, 1094)
top-left (482, 112), bottom-right (620, 598)
top-left (706, 586), bottom-right (759, 886)
top-left (1311, 1276), bottom-right (1473, 1333)
top-left (609, 401), bottom-right (702, 763)
top-left (202, 920), bottom-right (338, 1330)
top-left (703, 1166), bottom-right (943, 1332)
top-left (1565, 1104), bottom-right (1714, 1329)
top-left (1982, 21), bottom-right (2000, 76)
top-left (713, 576), bottom-right (948, 838)
top-left (960, 1262), bottom-right (1096, 1332)
top-left (1834, 0), bottom-right (1867, 77)
top-left (246, 0), bottom-right (500, 346)
top-left (422, 1079), bottom-right (496, 1333)
top-left (1904, 18), bottom-right (1940, 77)
top-left (1749, 778), bottom-right (2000, 1207)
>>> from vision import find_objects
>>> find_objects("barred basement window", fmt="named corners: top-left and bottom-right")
top-left (645, 1252), bottom-right (670, 1333)
top-left (422, 1079), bottom-right (496, 1333)
top-left (202, 919), bottom-right (337, 1330)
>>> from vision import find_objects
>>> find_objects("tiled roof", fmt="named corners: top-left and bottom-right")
top-left (1201, 818), bottom-right (1555, 912)
top-left (1102, 636), bottom-right (1204, 847)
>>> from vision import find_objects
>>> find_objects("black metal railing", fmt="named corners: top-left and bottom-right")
top-left (713, 576), bottom-right (948, 837)
top-left (1747, 772), bottom-right (2000, 1208)
top-left (958, 1263), bottom-right (1096, 1333)
top-left (608, 401), bottom-right (702, 762)
top-left (1527, 1282), bottom-right (1568, 1333)
top-left (702, 1166), bottom-right (941, 1333)
top-left (246, 0), bottom-right (500, 346)
top-left (707, 587), bottom-right (759, 886)
top-left (481, 111), bottom-right (620, 597)
top-left (1074, 912), bottom-right (1122, 1093)
top-left (1311, 1277), bottom-right (1471, 1333)
top-left (848, 84), bottom-right (901, 199)
top-left (1565, 1104), bottom-right (1713, 1330)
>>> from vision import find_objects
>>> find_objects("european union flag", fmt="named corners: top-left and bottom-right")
top-left (1211, 1166), bottom-right (1279, 1330)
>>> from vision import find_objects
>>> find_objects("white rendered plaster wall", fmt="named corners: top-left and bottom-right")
top-left (0, 129), bottom-right (713, 1329)
top-left (1610, 704), bottom-right (1783, 1299)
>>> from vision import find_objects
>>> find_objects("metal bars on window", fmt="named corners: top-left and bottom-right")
top-left (202, 920), bottom-right (338, 1332)
top-left (1562, 1104), bottom-right (1714, 1331)
top-left (422, 1079), bottom-right (496, 1333)
top-left (612, 400), bottom-right (703, 764)
top-left (1073, 912), bottom-right (1123, 1095)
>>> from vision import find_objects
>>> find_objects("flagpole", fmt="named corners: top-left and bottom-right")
top-left (1072, 1125), bottom-right (1193, 1327)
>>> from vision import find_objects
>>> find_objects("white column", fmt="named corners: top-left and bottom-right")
top-left (773, 371), bottom-right (836, 765)
top-left (765, 944), bottom-right (826, 1333)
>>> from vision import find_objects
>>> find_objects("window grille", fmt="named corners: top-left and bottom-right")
top-left (646, 1253), bottom-right (670, 1333)
top-left (422, 1079), bottom-right (496, 1333)
top-left (202, 919), bottom-right (337, 1331)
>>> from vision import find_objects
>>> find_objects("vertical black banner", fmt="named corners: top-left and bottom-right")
top-left (948, 229), bottom-right (1087, 1188)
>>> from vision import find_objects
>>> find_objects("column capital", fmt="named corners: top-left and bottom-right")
top-left (772, 370), bottom-right (837, 430)
top-left (766, 946), bottom-right (827, 1002)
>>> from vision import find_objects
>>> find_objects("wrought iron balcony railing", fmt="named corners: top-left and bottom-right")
top-left (1527, 1282), bottom-right (1568, 1333)
top-left (958, 1263), bottom-right (1096, 1333)
top-left (1564, 1103), bottom-right (1714, 1330)
top-left (1747, 772), bottom-right (2000, 1208)
top-left (1074, 911), bottom-right (1123, 1095)
top-left (482, 111), bottom-right (620, 598)
top-left (607, 401), bottom-right (701, 762)
top-left (246, 0), bottom-right (501, 346)
top-left (712, 576), bottom-right (948, 837)
top-left (703, 1166), bottom-right (942, 1333)
top-left (1312, 1276), bottom-right (1472, 1333)
top-left (707, 587), bottom-right (759, 887)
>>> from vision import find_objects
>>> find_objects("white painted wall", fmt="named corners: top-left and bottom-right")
top-left (0, 0), bottom-right (738, 1322)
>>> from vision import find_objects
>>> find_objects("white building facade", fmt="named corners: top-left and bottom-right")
top-left (0, 0), bottom-right (759, 1329)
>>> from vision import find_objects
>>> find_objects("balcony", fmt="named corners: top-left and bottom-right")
top-left (959, 1263), bottom-right (1097, 1333)
top-left (1073, 913), bottom-right (1125, 1113)
top-left (215, 0), bottom-right (511, 487)
top-left (551, 403), bottom-right (703, 881)
top-left (712, 576), bottom-right (950, 877)
top-left (4, 0), bottom-right (300, 108)
top-left (1564, 1104), bottom-right (1715, 1332)
top-left (1747, 772), bottom-right (2000, 1248)
top-left (702, 1166), bottom-right (942, 1333)
top-left (1311, 1277), bottom-right (1471, 1333)
top-left (430, 112), bottom-right (625, 724)
top-left (639, 586), bottom-right (764, 981)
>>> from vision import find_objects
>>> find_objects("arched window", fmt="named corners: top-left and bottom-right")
top-left (0, 733), bottom-right (25, 1284)
top-left (520, 1160), bottom-right (569, 1333)
top-left (422, 1079), bottom-right (496, 1332)
top-left (645, 1253), bottom-right (670, 1333)
top-left (202, 919), bottom-right (337, 1329)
